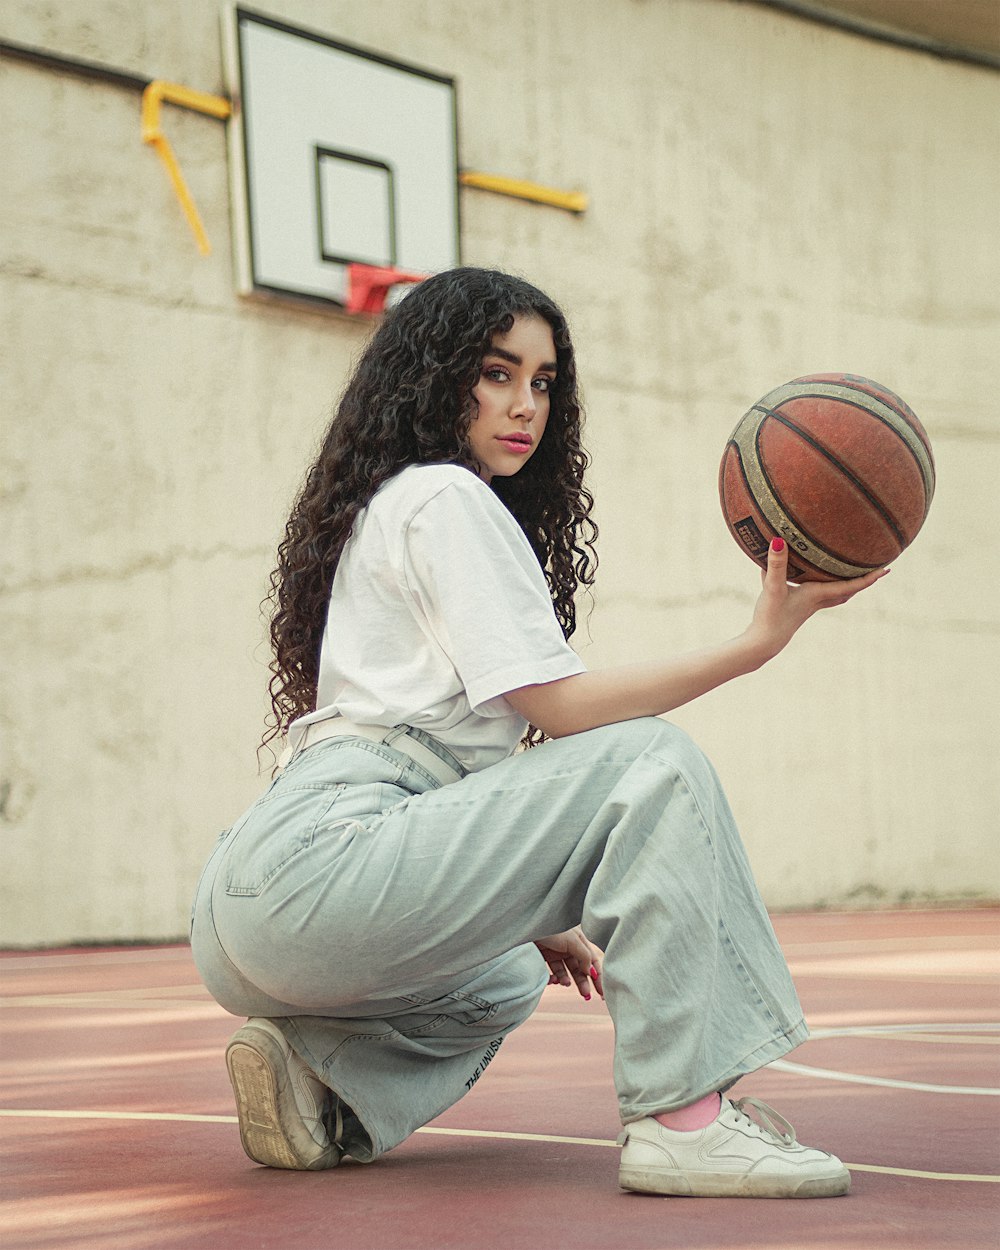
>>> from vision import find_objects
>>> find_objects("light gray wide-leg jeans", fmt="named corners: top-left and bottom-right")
top-left (191, 718), bottom-right (808, 1161)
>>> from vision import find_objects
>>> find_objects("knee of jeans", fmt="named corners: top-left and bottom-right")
top-left (459, 944), bottom-right (549, 1025)
top-left (487, 951), bottom-right (548, 1033)
top-left (600, 717), bottom-right (716, 782)
top-left (596, 715), bottom-right (693, 757)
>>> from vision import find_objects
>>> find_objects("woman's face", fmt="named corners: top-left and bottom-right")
top-left (467, 314), bottom-right (556, 483)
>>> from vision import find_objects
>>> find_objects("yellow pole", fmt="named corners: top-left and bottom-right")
top-left (459, 171), bottom-right (587, 215)
top-left (141, 81), bottom-right (232, 256)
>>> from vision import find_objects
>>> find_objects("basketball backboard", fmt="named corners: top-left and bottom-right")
top-left (222, 7), bottom-right (460, 310)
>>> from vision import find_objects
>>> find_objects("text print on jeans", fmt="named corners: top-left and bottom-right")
top-left (465, 1037), bottom-right (504, 1090)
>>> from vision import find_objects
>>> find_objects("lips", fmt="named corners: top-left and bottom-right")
top-left (498, 433), bottom-right (533, 450)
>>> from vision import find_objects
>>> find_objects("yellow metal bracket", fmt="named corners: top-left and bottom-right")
top-left (141, 84), bottom-right (582, 253)
top-left (459, 171), bottom-right (587, 215)
top-left (141, 81), bottom-right (231, 255)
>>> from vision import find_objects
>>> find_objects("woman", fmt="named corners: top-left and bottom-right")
top-left (191, 267), bottom-right (885, 1197)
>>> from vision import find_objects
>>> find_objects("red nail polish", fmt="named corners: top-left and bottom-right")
top-left (770, 537), bottom-right (785, 553)
top-left (584, 994), bottom-right (592, 1001)
top-left (589, 965), bottom-right (598, 978)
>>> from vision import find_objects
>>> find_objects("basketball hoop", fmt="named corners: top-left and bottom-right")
top-left (345, 263), bottom-right (427, 315)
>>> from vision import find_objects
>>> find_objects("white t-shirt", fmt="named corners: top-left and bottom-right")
top-left (287, 464), bottom-right (586, 771)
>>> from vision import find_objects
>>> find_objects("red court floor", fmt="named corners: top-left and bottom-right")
top-left (2, 907), bottom-right (998, 1249)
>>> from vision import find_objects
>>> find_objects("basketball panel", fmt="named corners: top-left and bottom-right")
top-left (758, 419), bottom-right (903, 566)
top-left (719, 443), bottom-right (833, 581)
top-left (791, 373), bottom-right (936, 471)
top-left (770, 396), bottom-right (930, 541)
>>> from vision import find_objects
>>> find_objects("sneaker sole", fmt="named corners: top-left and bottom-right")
top-left (226, 1028), bottom-right (339, 1171)
top-left (619, 1165), bottom-right (851, 1198)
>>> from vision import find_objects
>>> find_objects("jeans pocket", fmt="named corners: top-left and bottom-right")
top-left (393, 990), bottom-right (501, 1036)
top-left (221, 784), bottom-right (348, 896)
top-left (221, 779), bottom-right (395, 896)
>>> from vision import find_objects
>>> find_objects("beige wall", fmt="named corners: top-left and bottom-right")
top-left (2, 0), bottom-right (998, 945)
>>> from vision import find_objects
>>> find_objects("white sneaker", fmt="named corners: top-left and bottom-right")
top-left (618, 1097), bottom-right (851, 1198)
top-left (226, 1018), bottom-right (343, 1170)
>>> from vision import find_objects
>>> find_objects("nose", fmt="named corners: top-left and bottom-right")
top-left (510, 381), bottom-right (537, 420)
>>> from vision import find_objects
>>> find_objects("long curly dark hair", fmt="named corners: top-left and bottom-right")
top-left (263, 267), bottom-right (598, 751)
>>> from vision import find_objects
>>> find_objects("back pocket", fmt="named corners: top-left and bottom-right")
top-left (222, 783), bottom-right (348, 896)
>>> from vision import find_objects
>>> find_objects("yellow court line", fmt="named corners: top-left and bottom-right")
top-left (2, 1109), bottom-right (997, 1183)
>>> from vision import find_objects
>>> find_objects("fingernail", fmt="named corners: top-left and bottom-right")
top-left (770, 538), bottom-right (785, 553)
top-left (589, 966), bottom-right (598, 978)
top-left (584, 994), bottom-right (592, 1001)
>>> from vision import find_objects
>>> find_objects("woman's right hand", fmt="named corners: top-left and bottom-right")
top-left (535, 927), bottom-right (604, 1001)
top-left (743, 538), bottom-right (889, 663)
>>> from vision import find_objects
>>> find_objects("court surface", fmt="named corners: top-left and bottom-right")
top-left (2, 907), bottom-right (998, 1249)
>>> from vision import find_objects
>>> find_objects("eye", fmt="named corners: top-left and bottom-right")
top-left (532, 376), bottom-right (554, 393)
top-left (482, 364), bottom-right (510, 384)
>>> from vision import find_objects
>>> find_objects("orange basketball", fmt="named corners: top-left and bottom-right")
top-left (719, 374), bottom-right (935, 582)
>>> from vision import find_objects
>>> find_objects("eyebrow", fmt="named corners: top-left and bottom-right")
top-left (487, 346), bottom-right (558, 373)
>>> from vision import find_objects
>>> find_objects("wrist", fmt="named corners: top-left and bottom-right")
top-left (735, 628), bottom-right (778, 672)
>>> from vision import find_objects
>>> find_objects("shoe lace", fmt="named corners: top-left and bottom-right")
top-left (731, 1096), bottom-right (797, 1147)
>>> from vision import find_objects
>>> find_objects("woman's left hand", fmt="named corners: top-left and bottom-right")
top-left (535, 927), bottom-right (604, 1001)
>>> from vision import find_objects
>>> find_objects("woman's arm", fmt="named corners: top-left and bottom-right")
top-left (505, 539), bottom-right (889, 739)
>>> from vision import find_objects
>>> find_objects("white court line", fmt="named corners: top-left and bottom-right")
top-left (768, 1021), bottom-right (1000, 1094)
top-left (5, 1020), bottom-right (993, 1086)
top-left (781, 935), bottom-right (999, 956)
top-left (809, 1023), bottom-right (1000, 1045)
top-left (0, 995), bottom-right (219, 1011)
top-left (0, 1109), bottom-right (996, 1183)
top-left (768, 1059), bottom-right (999, 1096)
top-left (0, 948), bottom-right (186, 969)
top-left (0, 1109), bottom-right (238, 1124)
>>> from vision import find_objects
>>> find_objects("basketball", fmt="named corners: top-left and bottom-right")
top-left (719, 373), bottom-right (935, 582)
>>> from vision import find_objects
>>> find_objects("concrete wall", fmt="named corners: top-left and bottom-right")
top-left (2, 0), bottom-right (998, 945)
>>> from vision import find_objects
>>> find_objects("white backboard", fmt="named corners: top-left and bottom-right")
top-left (223, 7), bottom-right (460, 309)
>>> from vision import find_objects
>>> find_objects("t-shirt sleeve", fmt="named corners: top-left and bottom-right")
top-left (400, 477), bottom-right (586, 714)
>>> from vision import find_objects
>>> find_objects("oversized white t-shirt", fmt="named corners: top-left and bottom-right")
top-left (287, 464), bottom-right (586, 771)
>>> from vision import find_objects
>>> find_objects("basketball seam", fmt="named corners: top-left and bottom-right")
top-left (728, 409), bottom-right (880, 576)
top-left (758, 404), bottom-right (909, 550)
top-left (773, 391), bottom-right (932, 519)
top-left (759, 382), bottom-right (935, 509)
top-left (725, 450), bottom-right (810, 575)
top-left (722, 445), bottom-right (769, 562)
top-left (829, 375), bottom-right (933, 462)
top-left (749, 418), bottom-right (892, 571)
top-left (725, 438), bottom-right (857, 578)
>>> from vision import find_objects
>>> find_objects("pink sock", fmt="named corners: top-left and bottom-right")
top-left (653, 1092), bottom-right (722, 1132)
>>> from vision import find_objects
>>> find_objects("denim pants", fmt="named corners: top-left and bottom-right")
top-left (190, 718), bottom-right (807, 1160)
